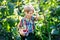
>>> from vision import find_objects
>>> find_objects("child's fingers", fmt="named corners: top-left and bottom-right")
top-left (35, 11), bottom-right (38, 13)
top-left (19, 29), bottom-right (25, 36)
top-left (36, 11), bottom-right (38, 13)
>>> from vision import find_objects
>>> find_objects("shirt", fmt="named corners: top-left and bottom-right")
top-left (19, 16), bottom-right (35, 33)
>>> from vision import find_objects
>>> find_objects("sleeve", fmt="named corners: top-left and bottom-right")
top-left (31, 16), bottom-right (35, 21)
top-left (19, 19), bottom-right (23, 28)
top-left (31, 16), bottom-right (35, 29)
top-left (32, 16), bottom-right (38, 21)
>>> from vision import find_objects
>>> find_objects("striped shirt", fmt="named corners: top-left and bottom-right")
top-left (19, 16), bottom-right (35, 34)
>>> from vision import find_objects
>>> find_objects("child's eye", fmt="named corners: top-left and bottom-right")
top-left (29, 12), bottom-right (33, 14)
top-left (30, 13), bottom-right (32, 14)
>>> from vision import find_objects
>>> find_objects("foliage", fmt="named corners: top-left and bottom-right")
top-left (0, 0), bottom-right (60, 40)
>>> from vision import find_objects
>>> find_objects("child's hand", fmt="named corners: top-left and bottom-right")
top-left (35, 11), bottom-right (38, 14)
top-left (33, 11), bottom-right (39, 20)
top-left (19, 28), bottom-right (25, 36)
top-left (19, 27), bottom-right (28, 36)
top-left (34, 11), bottom-right (44, 20)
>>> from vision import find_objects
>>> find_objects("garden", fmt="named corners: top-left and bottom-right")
top-left (0, 0), bottom-right (60, 40)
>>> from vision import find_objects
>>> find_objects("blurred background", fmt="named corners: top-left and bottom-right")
top-left (0, 0), bottom-right (60, 40)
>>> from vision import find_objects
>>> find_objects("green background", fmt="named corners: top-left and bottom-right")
top-left (0, 0), bottom-right (60, 40)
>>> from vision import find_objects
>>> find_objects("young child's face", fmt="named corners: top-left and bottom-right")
top-left (25, 11), bottom-right (33, 18)
top-left (24, 5), bottom-right (34, 18)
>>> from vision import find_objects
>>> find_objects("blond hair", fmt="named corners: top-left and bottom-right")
top-left (24, 5), bottom-right (34, 13)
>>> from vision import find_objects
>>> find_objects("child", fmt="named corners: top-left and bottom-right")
top-left (18, 5), bottom-right (40, 40)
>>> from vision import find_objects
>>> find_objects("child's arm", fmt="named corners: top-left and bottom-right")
top-left (33, 11), bottom-right (44, 20)
top-left (17, 20), bottom-right (23, 29)
top-left (33, 11), bottom-right (40, 20)
top-left (17, 19), bottom-right (27, 30)
top-left (17, 20), bottom-right (26, 36)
